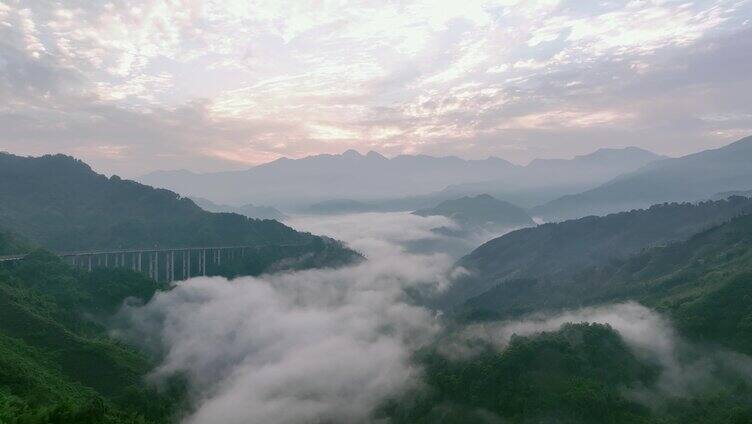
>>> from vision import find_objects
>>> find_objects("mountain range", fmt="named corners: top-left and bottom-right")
top-left (139, 147), bottom-right (663, 210)
top-left (533, 135), bottom-right (752, 221)
top-left (444, 196), bottom-right (752, 308)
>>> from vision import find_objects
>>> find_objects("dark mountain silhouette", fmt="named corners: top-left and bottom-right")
top-left (413, 194), bottom-right (534, 228)
top-left (533, 135), bottom-right (752, 221)
top-left (444, 196), bottom-right (752, 307)
top-left (0, 153), bottom-right (356, 268)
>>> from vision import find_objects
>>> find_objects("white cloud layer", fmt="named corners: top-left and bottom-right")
top-left (114, 212), bottom-right (752, 422)
top-left (0, 0), bottom-right (750, 175)
top-left (115, 212), bottom-right (454, 423)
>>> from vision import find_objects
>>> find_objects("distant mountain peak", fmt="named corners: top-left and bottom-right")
top-left (366, 151), bottom-right (387, 160)
top-left (413, 194), bottom-right (534, 227)
top-left (342, 149), bottom-right (362, 158)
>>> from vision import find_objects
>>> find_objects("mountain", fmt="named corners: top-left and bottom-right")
top-left (442, 147), bottom-right (664, 208)
top-left (413, 194), bottom-right (534, 228)
top-left (0, 153), bottom-right (358, 270)
top-left (190, 196), bottom-right (286, 220)
top-left (463, 209), bottom-right (752, 356)
top-left (533, 135), bottom-right (752, 221)
top-left (444, 196), bottom-right (752, 307)
top-left (0, 251), bottom-right (182, 423)
top-left (391, 207), bottom-right (752, 423)
top-left (139, 147), bottom-right (662, 210)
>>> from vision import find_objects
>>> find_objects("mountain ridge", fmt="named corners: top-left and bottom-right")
top-left (444, 196), bottom-right (752, 308)
top-left (0, 153), bottom-right (359, 273)
top-left (533, 135), bottom-right (752, 220)
top-left (139, 146), bottom-right (663, 210)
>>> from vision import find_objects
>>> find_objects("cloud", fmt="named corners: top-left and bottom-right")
top-left (1, 0), bottom-right (750, 175)
top-left (112, 212), bottom-right (752, 421)
top-left (114, 212), bottom-right (465, 423)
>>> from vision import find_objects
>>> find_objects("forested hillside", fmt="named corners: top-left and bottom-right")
top-left (384, 321), bottom-right (752, 423)
top-left (387, 208), bottom-right (752, 423)
top-left (0, 153), bottom-right (358, 269)
top-left (462, 209), bottom-right (752, 354)
top-left (0, 251), bottom-right (184, 423)
top-left (448, 196), bottom-right (752, 306)
top-left (0, 231), bottom-right (28, 256)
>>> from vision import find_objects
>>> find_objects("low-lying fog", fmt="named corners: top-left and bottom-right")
top-left (115, 212), bottom-right (752, 423)
top-left (286, 211), bottom-right (511, 260)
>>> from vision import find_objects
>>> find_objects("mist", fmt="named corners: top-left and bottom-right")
top-left (453, 302), bottom-right (752, 402)
top-left (115, 212), bottom-right (461, 423)
top-left (114, 213), bottom-right (752, 423)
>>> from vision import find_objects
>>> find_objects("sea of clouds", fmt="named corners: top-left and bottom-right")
top-left (115, 212), bottom-right (752, 423)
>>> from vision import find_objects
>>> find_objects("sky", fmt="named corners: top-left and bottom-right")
top-left (1, 0), bottom-right (751, 177)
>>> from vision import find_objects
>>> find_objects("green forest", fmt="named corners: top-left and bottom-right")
top-left (3, 151), bottom-right (752, 423)
top-left (0, 251), bottom-right (184, 423)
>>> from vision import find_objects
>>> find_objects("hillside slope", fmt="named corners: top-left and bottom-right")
top-left (413, 194), bottom-right (534, 228)
top-left (461, 210), bottom-right (752, 357)
top-left (0, 154), bottom-right (357, 269)
top-left (0, 251), bottom-right (183, 423)
top-left (533, 135), bottom-right (752, 221)
top-left (447, 196), bottom-right (752, 307)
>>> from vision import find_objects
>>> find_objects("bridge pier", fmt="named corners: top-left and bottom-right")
top-left (3, 244), bottom-right (267, 282)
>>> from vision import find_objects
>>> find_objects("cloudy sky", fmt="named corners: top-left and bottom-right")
top-left (1, 0), bottom-right (751, 176)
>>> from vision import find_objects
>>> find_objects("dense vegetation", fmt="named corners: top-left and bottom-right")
top-left (447, 196), bottom-right (752, 307)
top-left (462, 209), bottom-right (752, 355)
top-left (401, 203), bottom-right (752, 423)
top-left (383, 323), bottom-right (752, 423)
top-left (0, 251), bottom-right (184, 423)
top-left (0, 153), bottom-right (352, 257)
top-left (0, 231), bottom-right (29, 256)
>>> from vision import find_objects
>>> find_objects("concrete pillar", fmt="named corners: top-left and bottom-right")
top-left (138, 252), bottom-right (142, 272)
top-left (88, 255), bottom-right (92, 271)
